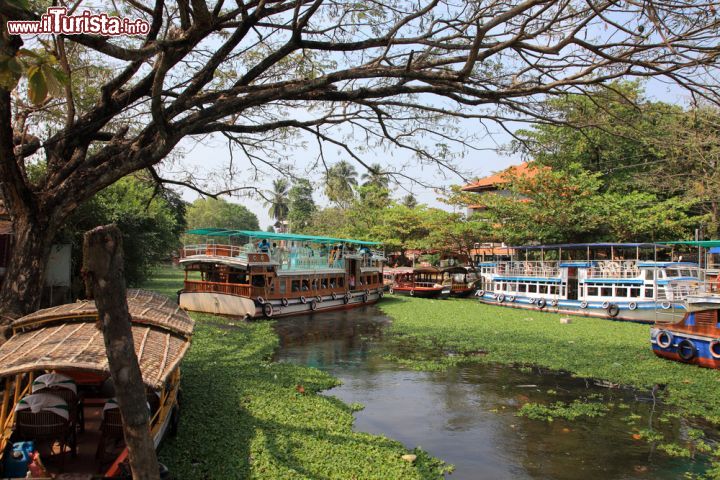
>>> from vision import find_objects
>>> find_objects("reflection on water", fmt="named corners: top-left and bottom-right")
top-left (273, 307), bottom-right (707, 480)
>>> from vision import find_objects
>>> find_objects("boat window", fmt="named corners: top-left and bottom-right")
top-left (279, 280), bottom-right (287, 294)
top-left (616, 287), bottom-right (627, 297)
top-left (645, 288), bottom-right (653, 298)
top-left (538, 285), bottom-right (547, 294)
top-left (321, 278), bottom-right (328, 289)
top-left (528, 284), bottom-right (537, 293)
top-left (252, 275), bottom-right (265, 287)
top-left (587, 287), bottom-right (598, 296)
top-left (601, 287), bottom-right (612, 296)
top-left (291, 280), bottom-right (300, 292)
top-left (630, 288), bottom-right (640, 297)
top-left (645, 270), bottom-right (654, 280)
top-left (666, 269), bottom-right (680, 278)
top-left (680, 269), bottom-right (693, 277)
top-left (302, 280), bottom-right (310, 291)
top-left (519, 284), bottom-right (527, 293)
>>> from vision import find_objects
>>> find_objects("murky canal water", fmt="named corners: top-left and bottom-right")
top-left (273, 306), bottom-right (711, 479)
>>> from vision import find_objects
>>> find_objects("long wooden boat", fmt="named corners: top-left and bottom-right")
top-left (651, 295), bottom-right (720, 368)
top-left (178, 229), bottom-right (386, 318)
top-left (476, 243), bottom-right (706, 323)
top-left (388, 267), bottom-right (451, 299)
top-left (0, 290), bottom-right (194, 479)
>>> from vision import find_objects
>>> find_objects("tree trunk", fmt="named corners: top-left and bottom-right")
top-left (0, 215), bottom-right (55, 323)
top-left (83, 225), bottom-right (161, 480)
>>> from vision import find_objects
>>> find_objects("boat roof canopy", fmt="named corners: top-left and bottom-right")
top-left (187, 228), bottom-right (381, 246)
top-left (660, 240), bottom-right (720, 248)
top-left (511, 243), bottom-right (667, 250)
top-left (0, 290), bottom-right (193, 389)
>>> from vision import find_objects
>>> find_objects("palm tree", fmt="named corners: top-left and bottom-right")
top-left (325, 161), bottom-right (358, 207)
top-left (402, 193), bottom-right (418, 209)
top-left (265, 178), bottom-right (290, 224)
top-left (361, 163), bottom-right (389, 189)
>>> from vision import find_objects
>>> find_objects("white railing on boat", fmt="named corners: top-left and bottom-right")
top-left (585, 261), bottom-right (640, 279)
top-left (496, 261), bottom-right (560, 278)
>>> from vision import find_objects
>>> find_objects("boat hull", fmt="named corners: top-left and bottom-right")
top-left (650, 327), bottom-right (720, 369)
top-left (390, 286), bottom-right (451, 299)
top-left (450, 288), bottom-right (477, 298)
top-left (476, 292), bottom-right (686, 324)
top-left (179, 290), bottom-right (382, 319)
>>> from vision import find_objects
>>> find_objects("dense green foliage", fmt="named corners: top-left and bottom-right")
top-left (145, 268), bottom-right (449, 479)
top-left (287, 179), bottom-right (317, 232)
top-left (185, 198), bottom-right (260, 232)
top-left (436, 82), bottom-right (720, 245)
top-left (378, 297), bottom-right (720, 424)
top-left (462, 163), bottom-right (694, 244)
top-left (61, 175), bottom-right (185, 288)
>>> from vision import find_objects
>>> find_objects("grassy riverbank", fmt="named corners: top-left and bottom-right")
top-left (378, 296), bottom-right (720, 424)
top-left (144, 267), bottom-right (447, 479)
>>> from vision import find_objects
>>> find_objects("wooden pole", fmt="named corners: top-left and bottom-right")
top-left (83, 225), bottom-right (161, 480)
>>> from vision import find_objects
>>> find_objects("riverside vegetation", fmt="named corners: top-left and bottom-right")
top-left (143, 267), bottom-right (448, 479)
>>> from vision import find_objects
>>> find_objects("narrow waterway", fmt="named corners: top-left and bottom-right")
top-left (273, 306), bottom-right (710, 479)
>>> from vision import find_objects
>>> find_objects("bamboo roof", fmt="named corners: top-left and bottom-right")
top-left (0, 290), bottom-right (193, 389)
top-left (13, 289), bottom-right (194, 337)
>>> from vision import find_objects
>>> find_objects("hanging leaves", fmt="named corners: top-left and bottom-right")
top-left (0, 49), bottom-right (68, 105)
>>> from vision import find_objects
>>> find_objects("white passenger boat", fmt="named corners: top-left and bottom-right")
top-left (476, 243), bottom-right (706, 323)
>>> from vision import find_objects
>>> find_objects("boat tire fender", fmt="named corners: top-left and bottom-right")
top-left (362, 293), bottom-right (369, 303)
top-left (316, 295), bottom-right (322, 303)
top-left (661, 301), bottom-right (672, 310)
top-left (262, 302), bottom-right (274, 318)
top-left (551, 299), bottom-right (558, 307)
top-left (281, 297), bottom-right (289, 307)
top-left (709, 339), bottom-right (720, 359)
top-left (344, 293), bottom-right (350, 304)
top-left (300, 296), bottom-right (307, 304)
top-left (677, 339), bottom-right (697, 361)
top-left (331, 292), bottom-right (337, 300)
top-left (656, 330), bottom-right (673, 349)
top-left (497, 293), bottom-right (505, 303)
top-left (507, 295), bottom-right (515, 302)
top-left (389, 287), bottom-right (394, 294)
top-left (310, 299), bottom-right (318, 311)
top-left (477, 290), bottom-right (485, 297)
top-left (365, 289), bottom-right (370, 297)
top-left (579, 301), bottom-right (588, 309)
top-left (410, 289), bottom-right (415, 297)
top-left (628, 302), bottom-right (637, 311)
top-left (607, 304), bottom-right (620, 318)
top-left (537, 298), bottom-right (546, 309)
top-left (257, 296), bottom-right (265, 305)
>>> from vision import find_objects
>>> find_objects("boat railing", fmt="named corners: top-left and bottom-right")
top-left (663, 282), bottom-right (707, 301)
top-left (497, 261), bottom-right (560, 277)
top-left (184, 280), bottom-right (252, 297)
top-left (585, 261), bottom-right (640, 279)
top-left (182, 244), bottom-right (246, 258)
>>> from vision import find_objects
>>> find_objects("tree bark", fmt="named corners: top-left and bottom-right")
top-left (0, 215), bottom-right (55, 322)
top-left (82, 225), bottom-right (160, 480)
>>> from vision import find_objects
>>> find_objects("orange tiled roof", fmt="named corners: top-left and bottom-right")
top-left (462, 162), bottom-right (539, 192)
